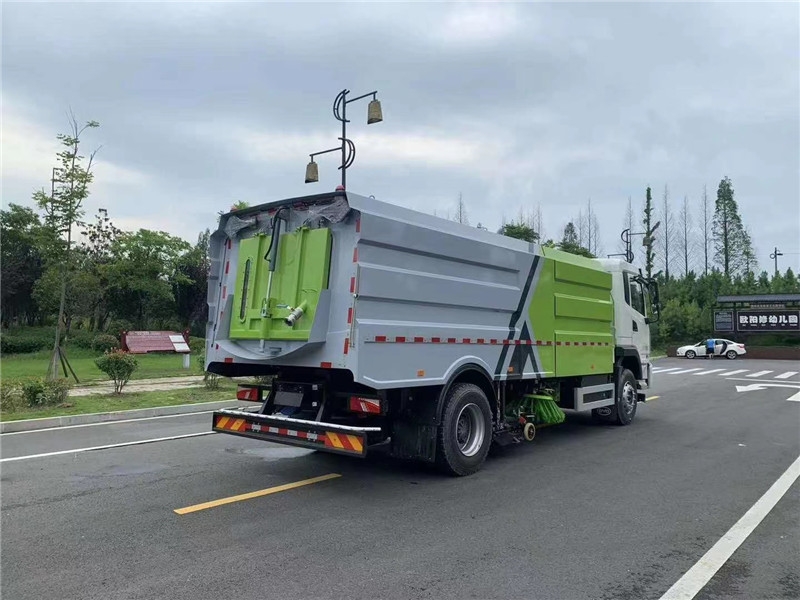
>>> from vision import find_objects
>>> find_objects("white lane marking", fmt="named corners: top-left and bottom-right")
top-left (659, 455), bottom-right (800, 600)
top-left (775, 371), bottom-right (798, 380)
top-left (0, 410), bottom-right (223, 436)
top-left (728, 377), bottom-right (800, 385)
top-left (0, 432), bottom-right (213, 463)
top-left (666, 368), bottom-right (703, 375)
top-left (693, 369), bottom-right (724, 376)
top-left (747, 370), bottom-right (773, 378)
top-left (653, 367), bottom-right (682, 373)
top-left (734, 382), bottom-right (800, 396)
top-left (717, 369), bottom-right (748, 377)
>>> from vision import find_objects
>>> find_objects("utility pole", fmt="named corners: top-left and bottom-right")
top-left (770, 246), bottom-right (783, 276)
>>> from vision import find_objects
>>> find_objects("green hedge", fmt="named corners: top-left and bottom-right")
top-left (1, 328), bottom-right (55, 354)
top-left (0, 327), bottom-right (107, 355)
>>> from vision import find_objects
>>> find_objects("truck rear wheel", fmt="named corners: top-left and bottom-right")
top-left (436, 383), bottom-right (492, 476)
top-left (592, 368), bottom-right (637, 426)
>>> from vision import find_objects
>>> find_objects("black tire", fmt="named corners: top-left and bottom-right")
top-left (685, 350), bottom-right (696, 359)
top-left (592, 369), bottom-right (638, 426)
top-left (436, 383), bottom-right (493, 476)
top-left (726, 350), bottom-right (737, 360)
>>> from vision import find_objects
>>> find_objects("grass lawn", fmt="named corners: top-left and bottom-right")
top-left (1, 382), bottom-right (237, 422)
top-left (1, 348), bottom-right (203, 382)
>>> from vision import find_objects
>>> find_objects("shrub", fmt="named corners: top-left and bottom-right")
top-left (106, 319), bottom-right (134, 337)
top-left (188, 336), bottom-right (206, 356)
top-left (194, 345), bottom-right (220, 390)
top-left (95, 350), bottom-right (138, 394)
top-left (64, 329), bottom-right (95, 350)
top-left (1, 380), bottom-right (23, 412)
top-left (20, 378), bottom-right (71, 407)
top-left (92, 334), bottom-right (119, 354)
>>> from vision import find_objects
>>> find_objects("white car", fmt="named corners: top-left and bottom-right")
top-left (677, 339), bottom-right (747, 359)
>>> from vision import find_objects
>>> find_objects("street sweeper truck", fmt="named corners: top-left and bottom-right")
top-left (205, 190), bottom-right (660, 476)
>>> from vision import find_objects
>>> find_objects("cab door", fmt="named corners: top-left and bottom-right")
top-left (625, 273), bottom-right (651, 365)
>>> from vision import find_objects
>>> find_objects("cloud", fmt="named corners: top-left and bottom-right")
top-left (2, 1), bottom-right (798, 272)
top-left (2, 99), bottom-right (150, 198)
top-left (434, 3), bottom-right (522, 45)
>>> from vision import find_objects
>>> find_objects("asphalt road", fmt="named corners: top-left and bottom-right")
top-left (1, 358), bottom-right (798, 600)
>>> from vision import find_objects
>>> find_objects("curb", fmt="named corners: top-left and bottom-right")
top-left (0, 400), bottom-right (253, 434)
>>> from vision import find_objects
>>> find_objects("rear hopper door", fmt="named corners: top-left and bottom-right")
top-left (229, 227), bottom-right (332, 341)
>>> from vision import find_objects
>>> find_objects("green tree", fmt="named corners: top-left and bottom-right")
top-left (105, 229), bottom-right (192, 328)
top-left (642, 186), bottom-right (655, 279)
top-left (79, 208), bottom-right (122, 331)
top-left (757, 270), bottom-right (771, 292)
top-left (741, 227), bottom-right (757, 275)
top-left (558, 222), bottom-right (595, 258)
top-left (713, 176), bottom-right (751, 278)
top-left (174, 230), bottom-right (211, 335)
top-left (783, 268), bottom-right (799, 293)
top-left (499, 221), bottom-right (538, 243)
top-left (0, 204), bottom-right (46, 326)
top-left (32, 256), bottom-right (102, 335)
top-left (30, 115), bottom-right (100, 379)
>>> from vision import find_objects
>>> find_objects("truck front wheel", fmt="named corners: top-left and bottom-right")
top-left (436, 383), bottom-right (492, 476)
top-left (592, 369), bottom-right (638, 426)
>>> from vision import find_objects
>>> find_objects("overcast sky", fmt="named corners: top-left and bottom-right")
top-left (3, 1), bottom-right (799, 273)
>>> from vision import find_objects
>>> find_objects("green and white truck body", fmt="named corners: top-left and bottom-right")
top-left (207, 191), bottom-right (659, 475)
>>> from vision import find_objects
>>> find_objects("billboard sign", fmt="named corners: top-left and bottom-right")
top-left (736, 309), bottom-right (800, 332)
top-left (714, 310), bottom-right (734, 332)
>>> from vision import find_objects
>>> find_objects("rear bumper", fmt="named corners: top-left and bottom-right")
top-left (212, 409), bottom-right (381, 458)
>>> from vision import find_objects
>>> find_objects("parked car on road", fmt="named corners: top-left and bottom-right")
top-left (677, 339), bottom-right (746, 359)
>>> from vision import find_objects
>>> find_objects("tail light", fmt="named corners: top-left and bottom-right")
top-left (236, 385), bottom-right (262, 402)
top-left (348, 396), bottom-right (382, 415)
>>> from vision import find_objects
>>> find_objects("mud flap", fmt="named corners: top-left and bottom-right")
top-left (390, 421), bottom-right (437, 463)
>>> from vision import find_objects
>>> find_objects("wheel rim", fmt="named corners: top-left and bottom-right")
top-left (620, 381), bottom-right (636, 418)
top-left (687, 351), bottom-right (695, 358)
top-left (455, 402), bottom-right (485, 457)
top-left (727, 351), bottom-right (736, 359)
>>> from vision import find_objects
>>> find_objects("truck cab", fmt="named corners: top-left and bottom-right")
top-left (599, 259), bottom-right (658, 393)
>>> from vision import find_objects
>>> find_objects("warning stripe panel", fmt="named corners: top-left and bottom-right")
top-left (214, 416), bottom-right (366, 455)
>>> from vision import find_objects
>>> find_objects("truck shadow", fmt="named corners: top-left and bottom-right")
top-left (300, 412), bottom-right (637, 479)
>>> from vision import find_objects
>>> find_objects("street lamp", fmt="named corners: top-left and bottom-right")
top-left (620, 220), bottom-right (660, 263)
top-left (770, 246), bottom-right (783, 275)
top-left (305, 88), bottom-right (383, 188)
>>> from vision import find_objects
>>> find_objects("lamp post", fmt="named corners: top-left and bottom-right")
top-left (770, 246), bottom-right (783, 276)
top-left (305, 88), bottom-right (383, 188)
top-left (620, 220), bottom-right (660, 263)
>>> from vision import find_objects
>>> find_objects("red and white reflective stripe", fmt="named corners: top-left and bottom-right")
top-left (236, 387), bottom-right (260, 401)
top-left (250, 423), bottom-right (320, 442)
top-left (349, 397), bottom-right (381, 414)
top-left (367, 336), bottom-right (610, 346)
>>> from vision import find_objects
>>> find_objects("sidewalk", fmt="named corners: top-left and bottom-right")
top-left (0, 399), bottom-right (253, 434)
top-left (70, 376), bottom-right (206, 397)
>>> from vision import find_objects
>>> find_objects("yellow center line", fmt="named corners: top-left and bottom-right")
top-left (646, 395), bottom-right (660, 401)
top-left (174, 473), bottom-right (341, 515)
